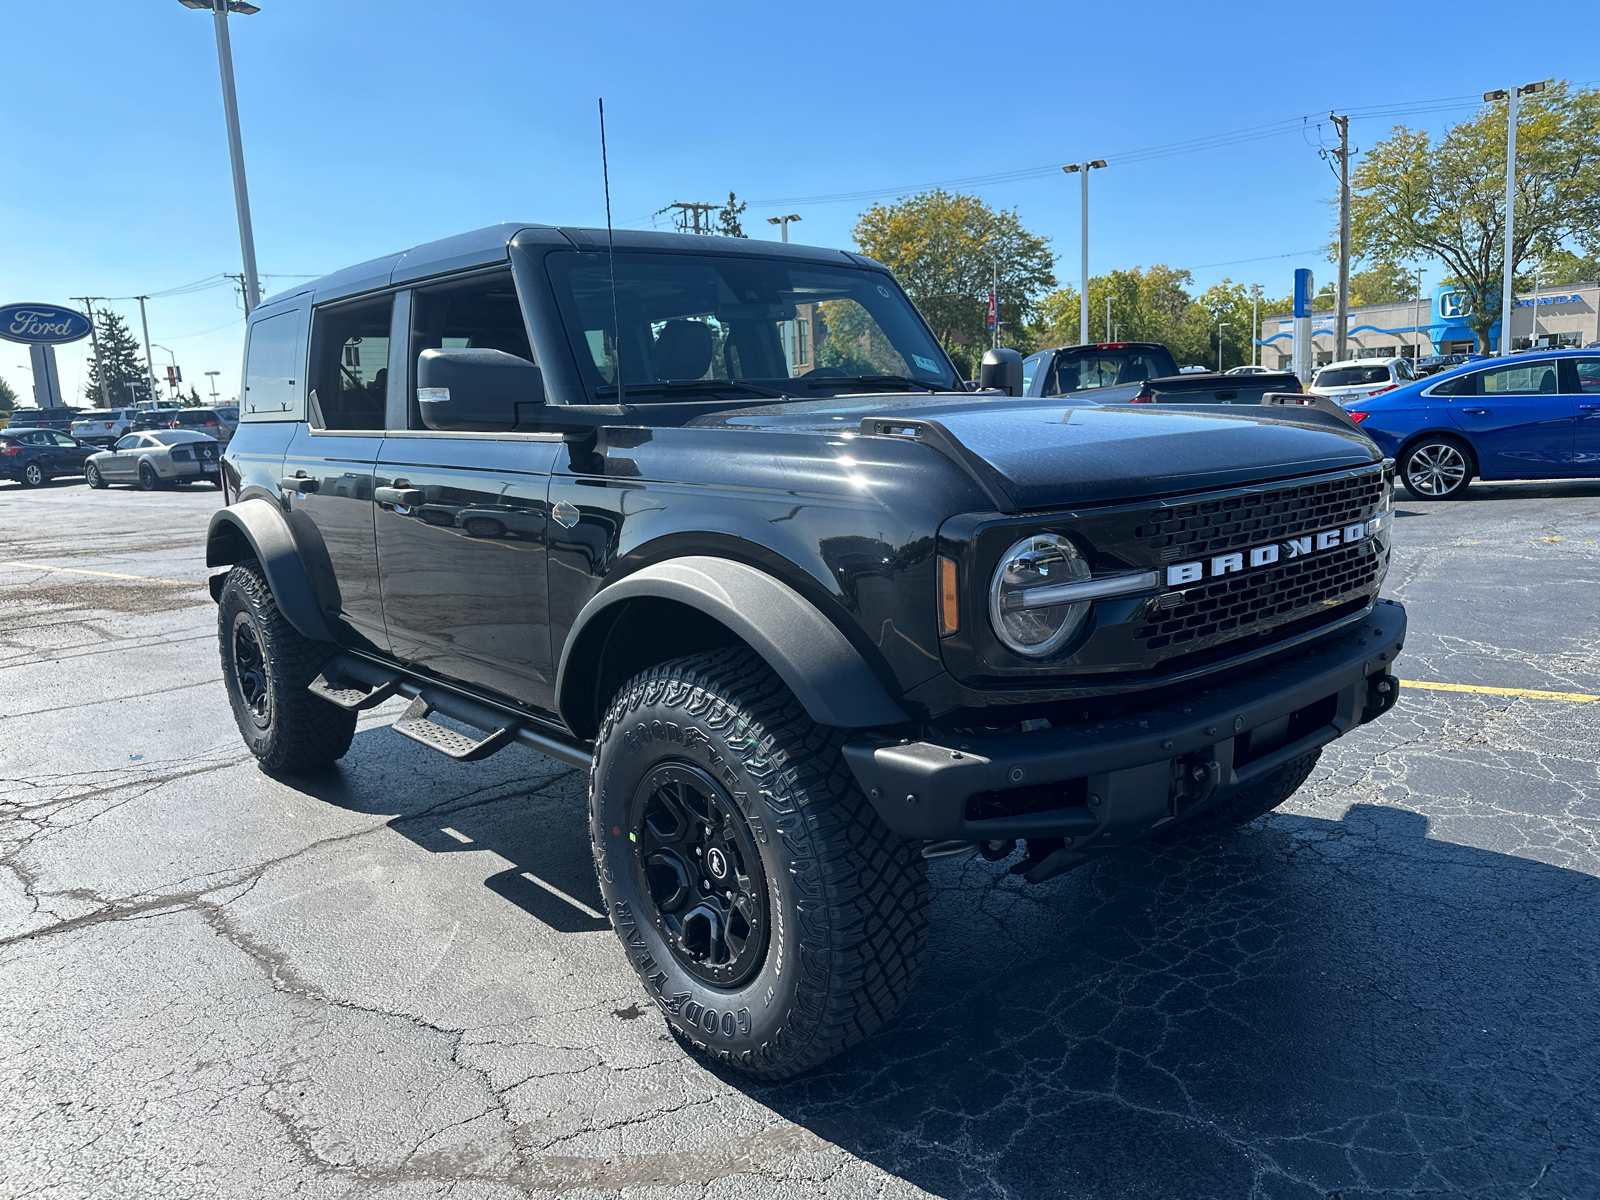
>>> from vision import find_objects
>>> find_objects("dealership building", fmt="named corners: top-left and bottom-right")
top-left (1255, 282), bottom-right (1599, 368)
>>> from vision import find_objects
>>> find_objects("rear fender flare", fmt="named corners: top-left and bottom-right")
top-left (557, 556), bottom-right (909, 736)
top-left (206, 498), bottom-right (335, 642)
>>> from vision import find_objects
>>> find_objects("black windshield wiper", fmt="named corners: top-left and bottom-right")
top-left (595, 379), bottom-right (791, 400)
top-left (804, 374), bottom-right (942, 393)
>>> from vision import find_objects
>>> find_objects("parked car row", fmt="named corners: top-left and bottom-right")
top-left (1, 426), bottom-right (222, 490)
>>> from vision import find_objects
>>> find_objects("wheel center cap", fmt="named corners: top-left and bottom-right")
top-left (706, 847), bottom-right (728, 880)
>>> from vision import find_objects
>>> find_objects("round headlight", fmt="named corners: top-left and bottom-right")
top-left (989, 533), bottom-right (1093, 657)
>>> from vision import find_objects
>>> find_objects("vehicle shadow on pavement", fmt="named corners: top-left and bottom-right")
top-left (737, 804), bottom-right (1600, 1199)
top-left (282, 727), bottom-right (608, 934)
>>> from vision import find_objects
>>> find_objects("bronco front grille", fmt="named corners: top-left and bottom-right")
top-left (1135, 472), bottom-right (1384, 558)
top-left (1134, 541), bottom-right (1381, 650)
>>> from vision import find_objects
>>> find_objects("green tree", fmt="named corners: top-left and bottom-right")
top-left (854, 190), bottom-right (1055, 370)
top-left (1528, 248), bottom-right (1600, 287)
top-left (1033, 264), bottom-right (1218, 361)
top-left (717, 191), bottom-right (748, 239)
top-left (82, 309), bottom-right (154, 408)
top-left (1350, 80), bottom-right (1600, 351)
top-left (0, 374), bottom-right (17, 409)
top-left (1349, 262), bottom-right (1423, 307)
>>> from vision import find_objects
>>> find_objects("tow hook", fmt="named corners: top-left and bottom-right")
top-left (1179, 753), bottom-right (1222, 807)
top-left (1363, 673), bottom-right (1400, 724)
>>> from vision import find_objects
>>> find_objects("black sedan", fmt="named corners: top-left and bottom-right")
top-left (0, 428), bottom-right (95, 487)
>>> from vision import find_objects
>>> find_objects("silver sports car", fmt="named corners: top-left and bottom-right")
top-left (86, 429), bottom-right (223, 491)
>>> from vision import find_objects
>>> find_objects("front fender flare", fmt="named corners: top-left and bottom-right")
top-left (557, 556), bottom-right (910, 732)
top-left (206, 498), bottom-right (335, 643)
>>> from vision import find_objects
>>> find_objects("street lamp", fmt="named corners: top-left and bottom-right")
top-left (766, 214), bottom-right (802, 243)
top-left (1216, 322), bottom-right (1231, 373)
top-left (205, 370), bottom-right (221, 402)
top-left (151, 344), bottom-right (180, 400)
top-left (1062, 159), bottom-right (1107, 346)
top-left (180, 0), bottom-right (263, 314)
top-left (1483, 80), bottom-right (1547, 354)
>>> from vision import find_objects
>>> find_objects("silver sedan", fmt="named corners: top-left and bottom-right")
top-left (85, 429), bottom-right (223, 491)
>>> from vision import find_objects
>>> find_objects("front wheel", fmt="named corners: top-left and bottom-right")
top-left (1400, 436), bottom-right (1474, 500)
top-left (590, 648), bottom-right (930, 1079)
top-left (86, 463), bottom-right (107, 489)
top-left (217, 562), bottom-right (356, 772)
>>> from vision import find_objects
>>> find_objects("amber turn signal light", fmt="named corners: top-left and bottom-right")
top-left (937, 555), bottom-right (960, 637)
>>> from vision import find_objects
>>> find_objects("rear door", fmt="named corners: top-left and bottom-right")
top-left (1438, 360), bottom-right (1573, 477)
top-left (1567, 358), bottom-right (1600, 471)
top-left (278, 293), bottom-right (397, 653)
top-left (374, 270), bottom-right (560, 712)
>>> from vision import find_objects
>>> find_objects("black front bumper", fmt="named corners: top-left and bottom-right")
top-left (844, 598), bottom-right (1406, 861)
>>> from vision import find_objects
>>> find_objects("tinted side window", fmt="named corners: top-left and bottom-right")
top-left (1573, 361), bottom-right (1600, 392)
top-left (244, 311), bottom-right (301, 415)
top-left (1021, 352), bottom-right (1046, 394)
top-left (408, 272), bottom-right (531, 428)
top-left (309, 296), bottom-right (393, 431)
top-left (114, 435), bottom-right (139, 450)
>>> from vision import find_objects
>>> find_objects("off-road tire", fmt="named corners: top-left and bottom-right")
top-left (86, 463), bottom-right (107, 489)
top-left (1399, 435), bottom-right (1474, 501)
top-left (137, 462), bottom-right (161, 491)
top-left (1173, 749), bottom-right (1321, 837)
top-left (590, 647), bottom-right (929, 1079)
top-left (217, 562), bottom-right (356, 773)
top-left (21, 462), bottom-right (44, 488)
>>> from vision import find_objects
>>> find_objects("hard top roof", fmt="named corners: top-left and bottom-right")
top-left (253, 224), bottom-right (880, 316)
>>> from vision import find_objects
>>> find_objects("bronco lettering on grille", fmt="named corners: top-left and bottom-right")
top-left (1166, 520), bottom-right (1376, 587)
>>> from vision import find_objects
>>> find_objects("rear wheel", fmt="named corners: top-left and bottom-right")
top-left (21, 462), bottom-right (44, 488)
top-left (1400, 436), bottom-right (1473, 500)
top-left (218, 562), bottom-right (356, 772)
top-left (590, 647), bottom-right (929, 1079)
top-left (137, 461), bottom-right (161, 491)
top-left (86, 463), bottom-right (107, 489)
top-left (1172, 750), bottom-right (1321, 837)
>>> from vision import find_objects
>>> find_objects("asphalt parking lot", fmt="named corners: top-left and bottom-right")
top-left (2, 477), bottom-right (1598, 1200)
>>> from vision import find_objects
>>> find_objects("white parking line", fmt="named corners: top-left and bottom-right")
top-left (520, 871), bottom-right (606, 919)
top-left (0, 560), bottom-right (199, 586)
top-left (440, 827), bottom-right (474, 843)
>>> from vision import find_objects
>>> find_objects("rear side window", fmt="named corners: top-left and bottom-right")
top-left (309, 296), bottom-right (393, 431)
top-left (1434, 363), bottom-right (1559, 396)
top-left (244, 311), bottom-right (302, 415)
top-left (1043, 348), bottom-right (1177, 395)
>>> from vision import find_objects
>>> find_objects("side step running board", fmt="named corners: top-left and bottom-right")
top-left (393, 690), bottom-right (519, 763)
top-left (309, 654), bottom-right (403, 711)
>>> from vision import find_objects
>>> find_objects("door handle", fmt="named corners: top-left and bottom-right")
top-left (1460, 407), bottom-right (1490, 415)
top-left (1579, 403), bottom-right (1600, 412)
top-left (375, 486), bottom-right (425, 507)
top-left (280, 476), bottom-right (318, 494)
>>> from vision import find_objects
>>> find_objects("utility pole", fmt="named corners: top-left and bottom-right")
top-left (1485, 82), bottom-right (1546, 353)
top-left (133, 295), bottom-right (157, 403)
top-left (181, 0), bottom-right (263, 313)
top-left (1062, 160), bottom-right (1107, 346)
top-left (1331, 113), bottom-right (1351, 364)
top-left (991, 259), bottom-right (999, 350)
top-left (71, 296), bottom-right (111, 407)
top-left (658, 201), bottom-right (717, 235)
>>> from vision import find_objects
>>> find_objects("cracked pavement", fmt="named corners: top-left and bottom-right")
top-left (2, 477), bottom-right (1598, 1199)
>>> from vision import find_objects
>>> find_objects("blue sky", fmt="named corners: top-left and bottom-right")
top-left (1, 0), bottom-right (1591, 405)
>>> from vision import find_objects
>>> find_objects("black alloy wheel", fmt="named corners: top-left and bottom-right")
top-left (631, 763), bottom-right (770, 988)
top-left (230, 610), bottom-right (273, 731)
top-left (137, 461), bottom-right (160, 491)
top-left (21, 462), bottom-right (44, 488)
top-left (86, 463), bottom-right (107, 489)
top-left (1400, 437), bottom-right (1473, 500)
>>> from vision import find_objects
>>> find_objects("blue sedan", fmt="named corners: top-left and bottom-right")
top-left (1343, 349), bottom-right (1600, 500)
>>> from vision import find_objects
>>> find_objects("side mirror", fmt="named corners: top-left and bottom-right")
top-left (979, 348), bottom-right (1024, 396)
top-left (416, 348), bottom-right (545, 432)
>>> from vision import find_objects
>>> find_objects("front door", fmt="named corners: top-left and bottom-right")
top-left (1569, 358), bottom-right (1600, 472)
top-left (278, 292), bottom-right (396, 653)
top-left (374, 270), bottom-right (560, 712)
top-left (102, 434), bottom-right (143, 480)
top-left (1440, 360), bottom-right (1573, 478)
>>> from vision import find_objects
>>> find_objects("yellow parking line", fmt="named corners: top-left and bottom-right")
top-left (1403, 679), bottom-right (1598, 703)
top-left (0, 561), bottom-right (199, 587)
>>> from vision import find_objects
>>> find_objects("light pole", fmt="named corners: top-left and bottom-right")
top-left (1216, 322), bottom-right (1231, 372)
top-left (1483, 81), bottom-right (1546, 354)
top-left (1062, 159), bottom-right (1107, 346)
top-left (1413, 268), bottom-right (1426, 363)
top-left (152, 344), bottom-right (180, 401)
top-left (206, 370), bottom-right (221, 402)
top-left (1250, 285), bottom-right (1260, 366)
top-left (180, 0), bottom-right (263, 314)
top-left (766, 214), bottom-right (802, 243)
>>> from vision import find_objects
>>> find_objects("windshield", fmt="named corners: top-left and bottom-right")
top-left (1316, 365), bottom-right (1392, 387)
top-left (1041, 346), bottom-right (1178, 396)
top-left (545, 251), bottom-right (958, 400)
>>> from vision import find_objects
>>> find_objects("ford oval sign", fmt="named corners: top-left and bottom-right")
top-left (0, 303), bottom-right (93, 345)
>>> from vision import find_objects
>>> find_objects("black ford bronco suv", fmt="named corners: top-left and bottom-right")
top-left (208, 224), bottom-right (1406, 1078)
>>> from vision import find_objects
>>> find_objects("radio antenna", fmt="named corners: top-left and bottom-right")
top-left (599, 98), bottom-right (624, 405)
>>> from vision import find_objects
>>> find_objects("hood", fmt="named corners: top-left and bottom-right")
top-left (704, 393), bottom-right (1380, 510)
